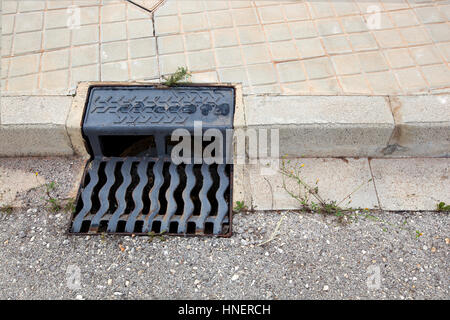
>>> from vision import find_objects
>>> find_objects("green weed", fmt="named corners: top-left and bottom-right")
top-left (162, 67), bottom-right (191, 86)
top-left (437, 201), bottom-right (450, 212)
top-left (233, 201), bottom-right (248, 213)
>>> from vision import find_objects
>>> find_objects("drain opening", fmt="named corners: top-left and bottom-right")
top-left (187, 221), bottom-right (196, 234)
top-left (100, 135), bottom-right (156, 157)
top-left (134, 220), bottom-right (144, 233)
top-left (207, 164), bottom-right (220, 216)
top-left (151, 221), bottom-right (161, 233)
top-left (204, 222), bottom-right (214, 235)
top-left (141, 162), bottom-right (154, 216)
top-left (174, 164), bottom-right (186, 215)
top-left (191, 164), bottom-right (203, 216)
top-left (158, 162), bottom-right (171, 216)
top-left (117, 220), bottom-right (126, 233)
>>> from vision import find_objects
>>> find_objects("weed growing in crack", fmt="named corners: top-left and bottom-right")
top-left (437, 201), bottom-right (450, 212)
top-left (0, 204), bottom-right (13, 214)
top-left (162, 66), bottom-right (191, 86)
top-left (41, 182), bottom-right (74, 213)
top-left (280, 158), bottom-right (366, 223)
top-left (46, 197), bottom-right (62, 213)
top-left (233, 200), bottom-right (248, 213)
top-left (43, 182), bottom-right (62, 212)
top-left (280, 158), bottom-right (423, 238)
top-left (64, 198), bottom-right (76, 214)
top-left (147, 230), bottom-right (167, 242)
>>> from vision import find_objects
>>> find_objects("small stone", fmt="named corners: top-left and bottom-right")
top-left (431, 247), bottom-right (436, 253)
top-left (125, 281), bottom-right (130, 286)
top-left (194, 279), bottom-right (200, 285)
top-left (107, 279), bottom-right (112, 286)
top-left (75, 295), bottom-right (83, 300)
top-left (323, 285), bottom-right (329, 291)
top-left (445, 238), bottom-right (450, 245)
top-left (231, 274), bottom-right (239, 281)
top-left (113, 292), bottom-right (123, 296)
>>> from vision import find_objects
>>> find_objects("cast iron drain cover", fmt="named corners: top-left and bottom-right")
top-left (69, 85), bottom-right (235, 237)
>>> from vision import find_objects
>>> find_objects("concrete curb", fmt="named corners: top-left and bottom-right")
top-left (0, 82), bottom-right (449, 158)
top-left (233, 158), bottom-right (450, 211)
top-left (0, 96), bottom-right (73, 156)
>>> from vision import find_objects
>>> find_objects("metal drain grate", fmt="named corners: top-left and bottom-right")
top-left (71, 158), bottom-right (231, 235)
top-left (69, 85), bottom-right (235, 237)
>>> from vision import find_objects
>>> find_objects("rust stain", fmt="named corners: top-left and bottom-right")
top-left (382, 96), bottom-right (409, 155)
top-left (389, 96), bottom-right (403, 124)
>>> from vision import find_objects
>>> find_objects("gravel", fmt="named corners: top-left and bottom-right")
top-left (0, 207), bottom-right (448, 300)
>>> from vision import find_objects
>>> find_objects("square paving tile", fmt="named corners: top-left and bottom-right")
top-left (276, 61), bottom-right (306, 83)
top-left (238, 25), bottom-right (265, 45)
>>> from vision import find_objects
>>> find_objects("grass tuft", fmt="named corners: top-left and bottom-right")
top-left (162, 67), bottom-right (191, 86)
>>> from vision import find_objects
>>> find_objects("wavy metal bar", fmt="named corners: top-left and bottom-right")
top-left (197, 164), bottom-right (212, 232)
top-left (178, 164), bottom-right (195, 233)
top-left (107, 158), bottom-right (133, 232)
top-left (90, 159), bottom-right (118, 229)
top-left (214, 164), bottom-right (229, 234)
top-left (71, 160), bottom-right (101, 232)
top-left (125, 159), bottom-right (149, 232)
top-left (143, 158), bottom-right (164, 233)
top-left (160, 163), bottom-right (180, 233)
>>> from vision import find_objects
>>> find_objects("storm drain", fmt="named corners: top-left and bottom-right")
top-left (69, 85), bottom-right (235, 236)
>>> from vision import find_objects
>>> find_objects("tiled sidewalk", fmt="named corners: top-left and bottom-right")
top-left (1, 0), bottom-right (450, 95)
